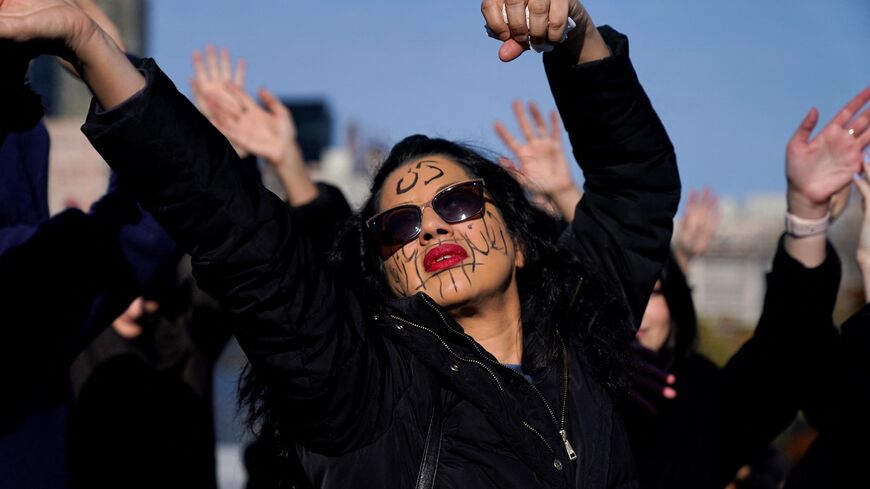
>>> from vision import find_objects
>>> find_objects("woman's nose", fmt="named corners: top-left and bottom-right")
top-left (418, 206), bottom-right (453, 243)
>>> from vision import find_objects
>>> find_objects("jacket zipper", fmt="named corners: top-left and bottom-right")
top-left (389, 315), bottom-right (504, 392)
top-left (417, 295), bottom-right (578, 461)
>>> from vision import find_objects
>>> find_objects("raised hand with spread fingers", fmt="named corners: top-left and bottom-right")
top-left (674, 187), bottom-right (720, 271)
top-left (785, 86), bottom-right (870, 267)
top-left (190, 47), bottom-right (316, 206)
top-left (494, 100), bottom-right (581, 220)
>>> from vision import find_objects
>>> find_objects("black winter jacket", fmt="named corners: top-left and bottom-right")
top-left (625, 242), bottom-right (841, 488)
top-left (82, 27), bottom-right (680, 489)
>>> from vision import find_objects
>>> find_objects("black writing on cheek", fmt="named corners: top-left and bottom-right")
top-left (448, 269), bottom-right (458, 293)
top-left (485, 211), bottom-right (508, 256)
top-left (389, 254), bottom-right (409, 296)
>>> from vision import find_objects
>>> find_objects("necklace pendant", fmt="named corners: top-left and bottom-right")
top-left (559, 429), bottom-right (578, 461)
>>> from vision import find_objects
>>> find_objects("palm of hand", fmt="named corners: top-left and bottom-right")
top-left (788, 125), bottom-right (862, 206)
top-left (514, 139), bottom-right (572, 195)
top-left (228, 98), bottom-right (293, 164)
top-left (677, 189), bottom-right (719, 260)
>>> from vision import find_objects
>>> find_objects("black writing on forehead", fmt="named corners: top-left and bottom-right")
top-left (395, 160), bottom-right (446, 195)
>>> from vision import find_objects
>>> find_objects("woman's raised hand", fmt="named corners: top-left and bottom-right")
top-left (0, 0), bottom-right (98, 60)
top-left (674, 188), bottom-right (720, 271)
top-left (0, 0), bottom-right (143, 109)
top-left (191, 52), bottom-right (317, 206)
top-left (850, 163), bottom-right (870, 301)
top-left (195, 77), bottom-right (296, 167)
top-left (494, 100), bottom-right (580, 219)
top-left (786, 86), bottom-right (870, 219)
top-left (480, 0), bottom-right (605, 63)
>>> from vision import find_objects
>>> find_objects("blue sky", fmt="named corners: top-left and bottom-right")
top-left (148, 0), bottom-right (870, 200)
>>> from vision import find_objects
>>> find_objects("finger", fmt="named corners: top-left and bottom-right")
top-left (527, 0), bottom-right (550, 46)
top-left (498, 39), bottom-right (528, 62)
top-left (627, 390), bottom-right (659, 416)
top-left (791, 108), bottom-right (819, 146)
top-left (548, 110), bottom-right (562, 140)
top-left (832, 85), bottom-right (870, 128)
top-left (258, 87), bottom-right (289, 117)
top-left (481, 0), bottom-right (510, 41)
top-left (202, 90), bottom-right (244, 119)
top-left (504, 0), bottom-right (529, 44)
top-left (189, 77), bottom-right (205, 108)
top-left (853, 163), bottom-right (870, 201)
top-left (219, 47), bottom-right (231, 82)
top-left (513, 100), bottom-right (536, 141)
top-left (227, 83), bottom-right (257, 114)
top-left (528, 101), bottom-right (548, 137)
top-left (848, 105), bottom-right (870, 139)
top-left (233, 58), bottom-right (246, 87)
top-left (205, 45), bottom-right (221, 82)
top-left (494, 120), bottom-right (524, 156)
top-left (497, 156), bottom-right (519, 172)
top-left (498, 156), bottom-right (533, 188)
top-left (546, 0), bottom-right (568, 44)
top-left (191, 49), bottom-right (207, 82)
top-left (685, 189), bottom-right (698, 212)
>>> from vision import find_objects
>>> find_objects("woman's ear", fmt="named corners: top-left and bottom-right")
top-left (514, 240), bottom-right (526, 269)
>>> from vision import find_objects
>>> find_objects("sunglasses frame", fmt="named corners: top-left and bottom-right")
top-left (367, 178), bottom-right (490, 246)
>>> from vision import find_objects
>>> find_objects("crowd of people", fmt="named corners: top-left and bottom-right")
top-left (0, 0), bottom-right (868, 488)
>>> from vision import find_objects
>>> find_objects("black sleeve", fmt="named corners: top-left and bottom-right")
top-left (288, 182), bottom-right (353, 251)
top-left (0, 209), bottom-right (138, 434)
top-left (545, 26), bottom-right (681, 328)
top-left (81, 60), bottom-right (410, 450)
top-left (709, 237), bottom-right (841, 487)
top-left (0, 47), bottom-right (44, 146)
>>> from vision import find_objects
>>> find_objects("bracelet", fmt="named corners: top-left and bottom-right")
top-left (784, 211), bottom-right (830, 237)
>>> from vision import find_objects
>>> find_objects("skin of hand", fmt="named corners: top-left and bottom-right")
top-left (55, 0), bottom-right (125, 78)
top-left (784, 86), bottom-right (870, 267)
top-left (674, 187), bottom-right (720, 271)
top-left (190, 45), bottom-right (245, 119)
top-left (190, 45), bottom-right (248, 155)
top-left (199, 79), bottom-right (318, 207)
top-left (850, 162), bottom-right (870, 302)
top-left (494, 100), bottom-right (581, 220)
top-left (0, 0), bottom-right (145, 109)
top-left (481, 0), bottom-right (608, 63)
top-left (828, 185), bottom-right (851, 223)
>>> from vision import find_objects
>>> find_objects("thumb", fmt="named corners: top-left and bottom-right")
top-left (853, 163), bottom-right (870, 204)
top-left (258, 87), bottom-right (287, 116)
top-left (498, 39), bottom-right (527, 62)
top-left (790, 107), bottom-right (819, 146)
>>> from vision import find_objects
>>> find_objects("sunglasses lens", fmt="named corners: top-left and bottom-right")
top-left (376, 206), bottom-right (421, 246)
top-left (434, 183), bottom-right (484, 222)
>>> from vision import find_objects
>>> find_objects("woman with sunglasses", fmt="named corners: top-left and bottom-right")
top-left (0, 0), bottom-right (680, 487)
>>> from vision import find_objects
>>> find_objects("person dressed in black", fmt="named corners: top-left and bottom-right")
top-left (493, 86), bottom-right (870, 488)
top-left (0, 1), bottom-right (684, 487)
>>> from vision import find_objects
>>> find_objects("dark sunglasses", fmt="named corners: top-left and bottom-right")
top-left (367, 179), bottom-right (491, 246)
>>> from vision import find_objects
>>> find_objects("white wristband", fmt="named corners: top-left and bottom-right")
top-left (785, 211), bottom-right (830, 237)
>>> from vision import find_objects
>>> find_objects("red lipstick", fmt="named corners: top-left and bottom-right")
top-left (424, 244), bottom-right (468, 273)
